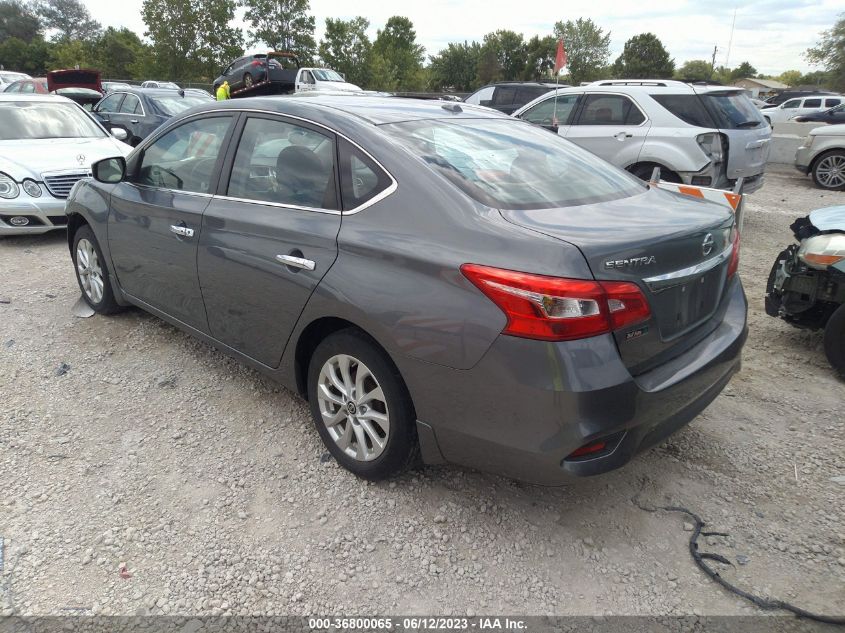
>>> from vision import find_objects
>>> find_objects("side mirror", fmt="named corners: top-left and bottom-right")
top-left (92, 156), bottom-right (126, 184)
top-left (110, 127), bottom-right (128, 141)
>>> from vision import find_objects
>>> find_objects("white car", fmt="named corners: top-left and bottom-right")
top-left (795, 124), bottom-right (845, 190)
top-left (762, 94), bottom-right (844, 126)
top-left (0, 94), bottom-right (133, 235)
top-left (0, 71), bottom-right (30, 91)
top-left (141, 80), bottom-right (181, 90)
top-left (512, 79), bottom-right (771, 193)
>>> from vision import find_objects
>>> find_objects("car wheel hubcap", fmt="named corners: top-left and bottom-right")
top-left (317, 354), bottom-right (389, 462)
top-left (76, 238), bottom-right (104, 304)
top-left (817, 155), bottom-right (845, 188)
top-left (245, 75), bottom-right (253, 87)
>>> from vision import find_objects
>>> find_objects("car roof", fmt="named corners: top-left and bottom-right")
top-left (198, 95), bottom-right (511, 125)
top-left (106, 87), bottom-right (193, 97)
top-left (0, 93), bottom-right (71, 102)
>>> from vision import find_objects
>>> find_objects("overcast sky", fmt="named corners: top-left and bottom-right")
top-left (79, 0), bottom-right (839, 75)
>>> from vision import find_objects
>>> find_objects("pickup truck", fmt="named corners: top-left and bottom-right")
top-left (213, 52), bottom-right (362, 98)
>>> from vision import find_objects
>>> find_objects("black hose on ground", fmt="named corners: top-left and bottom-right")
top-left (632, 494), bottom-right (845, 626)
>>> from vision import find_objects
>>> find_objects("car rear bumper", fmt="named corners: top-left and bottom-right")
top-left (0, 197), bottom-right (68, 235)
top-left (398, 278), bottom-right (747, 485)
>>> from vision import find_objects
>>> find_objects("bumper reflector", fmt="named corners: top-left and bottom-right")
top-left (567, 440), bottom-right (608, 459)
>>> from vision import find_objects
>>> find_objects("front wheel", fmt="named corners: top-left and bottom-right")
top-left (811, 150), bottom-right (845, 190)
top-left (307, 330), bottom-right (418, 480)
top-left (824, 303), bottom-right (845, 377)
top-left (72, 225), bottom-right (122, 314)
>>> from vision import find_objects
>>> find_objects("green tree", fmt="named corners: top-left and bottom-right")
top-left (479, 30), bottom-right (527, 82)
top-left (612, 32), bottom-right (674, 79)
top-left (371, 16), bottom-right (424, 91)
top-left (429, 40), bottom-right (481, 91)
top-left (729, 61), bottom-right (757, 81)
top-left (318, 17), bottom-right (371, 87)
top-left (521, 35), bottom-right (556, 81)
top-left (797, 69), bottom-right (832, 88)
top-left (0, 0), bottom-right (41, 43)
top-left (675, 59), bottom-right (713, 81)
top-left (777, 69), bottom-right (801, 87)
top-left (241, 0), bottom-right (316, 64)
top-left (142, 0), bottom-right (243, 82)
top-left (92, 27), bottom-right (145, 79)
top-left (806, 13), bottom-right (845, 92)
top-left (49, 37), bottom-right (94, 68)
top-left (34, 0), bottom-right (100, 41)
top-left (553, 18), bottom-right (611, 85)
top-left (475, 45), bottom-right (500, 85)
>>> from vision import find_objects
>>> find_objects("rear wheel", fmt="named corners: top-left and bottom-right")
top-left (811, 150), bottom-right (845, 190)
top-left (243, 72), bottom-right (254, 89)
top-left (307, 330), bottom-right (418, 480)
top-left (72, 225), bottom-right (122, 314)
top-left (824, 303), bottom-right (845, 377)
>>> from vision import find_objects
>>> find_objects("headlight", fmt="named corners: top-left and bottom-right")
top-left (0, 172), bottom-right (20, 199)
top-left (22, 179), bottom-right (42, 198)
top-left (798, 234), bottom-right (845, 269)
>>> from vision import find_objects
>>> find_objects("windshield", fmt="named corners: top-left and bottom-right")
top-left (151, 95), bottom-right (211, 116)
top-left (312, 69), bottom-right (344, 82)
top-left (0, 72), bottom-right (27, 83)
top-left (0, 101), bottom-right (105, 139)
top-left (701, 92), bottom-right (766, 129)
top-left (387, 118), bottom-right (645, 210)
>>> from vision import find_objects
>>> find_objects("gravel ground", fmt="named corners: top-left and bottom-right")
top-left (0, 165), bottom-right (843, 618)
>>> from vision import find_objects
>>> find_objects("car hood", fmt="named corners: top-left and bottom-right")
top-left (315, 81), bottom-right (362, 92)
top-left (809, 206), bottom-right (845, 232)
top-left (811, 123), bottom-right (845, 137)
top-left (0, 137), bottom-right (132, 180)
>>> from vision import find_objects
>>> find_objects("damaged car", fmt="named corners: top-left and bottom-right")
top-left (766, 206), bottom-right (845, 375)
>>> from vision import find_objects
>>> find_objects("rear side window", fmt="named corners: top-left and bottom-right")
top-left (338, 138), bottom-right (392, 211)
top-left (119, 94), bottom-right (142, 114)
top-left (651, 94), bottom-right (714, 127)
top-left (804, 98), bottom-right (821, 108)
top-left (825, 98), bottom-right (841, 107)
top-left (575, 94), bottom-right (645, 125)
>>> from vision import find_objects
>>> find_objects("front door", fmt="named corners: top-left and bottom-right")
top-left (565, 93), bottom-right (651, 168)
top-left (198, 114), bottom-right (342, 367)
top-left (108, 114), bottom-right (236, 331)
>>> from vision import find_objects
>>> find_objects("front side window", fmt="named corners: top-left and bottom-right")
top-left (227, 117), bottom-right (337, 210)
top-left (150, 95), bottom-right (209, 116)
top-left (338, 138), bottom-right (392, 210)
top-left (520, 94), bottom-right (580, 126)
top-left (803, 98), bottom-right (821, 108)
top-left (136, 116), bottom-right (231, 193)
top-left (575, 94), bottom-right (644, 125)
top-left (119, 94), bottom-right (142, 114)
top-left (465, 86), bottom-right (494, 105)
top-left (782, 99), bottom-right (801, 109)
top-left (0, 101), bottom-right (106, 140)
top-left (387, 118), bottom-right (645, 210)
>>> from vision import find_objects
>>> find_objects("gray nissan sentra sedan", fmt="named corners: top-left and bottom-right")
top-left (65, 95), bottom-right (747, 484)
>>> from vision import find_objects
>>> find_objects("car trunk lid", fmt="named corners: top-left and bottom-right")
top-left (498, 187), bottom-right (736, 372)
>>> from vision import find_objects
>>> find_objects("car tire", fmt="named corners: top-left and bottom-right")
top-left (72, 225), bottom-right (122, 315)
top-left (307, 329), bottom-right (418, 480)
top-left (243, 73), bottom-right (254, 89)
top-left (824, 303), bottom-right (845, 377)
top-left (629, 164), bottom-right (682, 184)
top-left (811, 150), bottom-right (845, 191)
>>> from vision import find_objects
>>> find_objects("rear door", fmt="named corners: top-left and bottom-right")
top-left (564, 93), bottom-right (650, 167)
top-left (197, 113), bottom-right (342, 367)
top-left (108, 114), bottom-right (236, 331)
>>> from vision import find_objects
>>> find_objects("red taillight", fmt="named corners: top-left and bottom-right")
top-left (251, 60), bottom-right (263, 67)
top-left (727, 228), bottom-right (741, 278)
top-left (567, 440), bottom-right (608, 458)
top-left (460, 264), bottom-right (651, 342)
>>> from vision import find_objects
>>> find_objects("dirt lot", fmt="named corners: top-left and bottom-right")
top-left (1, 165), bottom-right (843, 618)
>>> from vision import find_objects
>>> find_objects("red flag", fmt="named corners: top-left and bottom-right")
top-left (554, 39), bottom-right (567, 74)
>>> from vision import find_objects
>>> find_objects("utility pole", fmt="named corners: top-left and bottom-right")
top-left (725, 7), bottom-right (737, 67)
top-left (710, 45), bottom-right (718, 79)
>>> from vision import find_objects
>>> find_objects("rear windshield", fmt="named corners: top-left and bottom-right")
top-left (0, 101), bottom-right (105, 139)
top-left (151, 95), bottom-right (212, 116)
top-left (701, 92), bottom-right (766, 129)
top-left (386, 118), bottom-right (645, 210)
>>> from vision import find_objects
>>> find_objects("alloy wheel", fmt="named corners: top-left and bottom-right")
top-left (316, 354), bottom-right (390, 462)
top-left (816, 154), bottom-right (845, 189)
top-left (76, 238), bottom-right (104, 304)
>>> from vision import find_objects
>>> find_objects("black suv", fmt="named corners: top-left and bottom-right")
top-left (464, 82), bottom-right (564, 115)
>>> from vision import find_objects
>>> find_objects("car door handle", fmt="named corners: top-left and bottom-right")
top-left (614, 132), bottom-right (633, 140)
top-left (276, 254), bottom-right (315, 271)
top-left (170, 224), bottom-right (194, 238)
top-left (130, 119), bottom-right (138, 124)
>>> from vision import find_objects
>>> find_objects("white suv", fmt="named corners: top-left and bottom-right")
top-left (512, 79), bottom-right (771, 193)
top-left (762, 94), bottom-right (844, 125)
